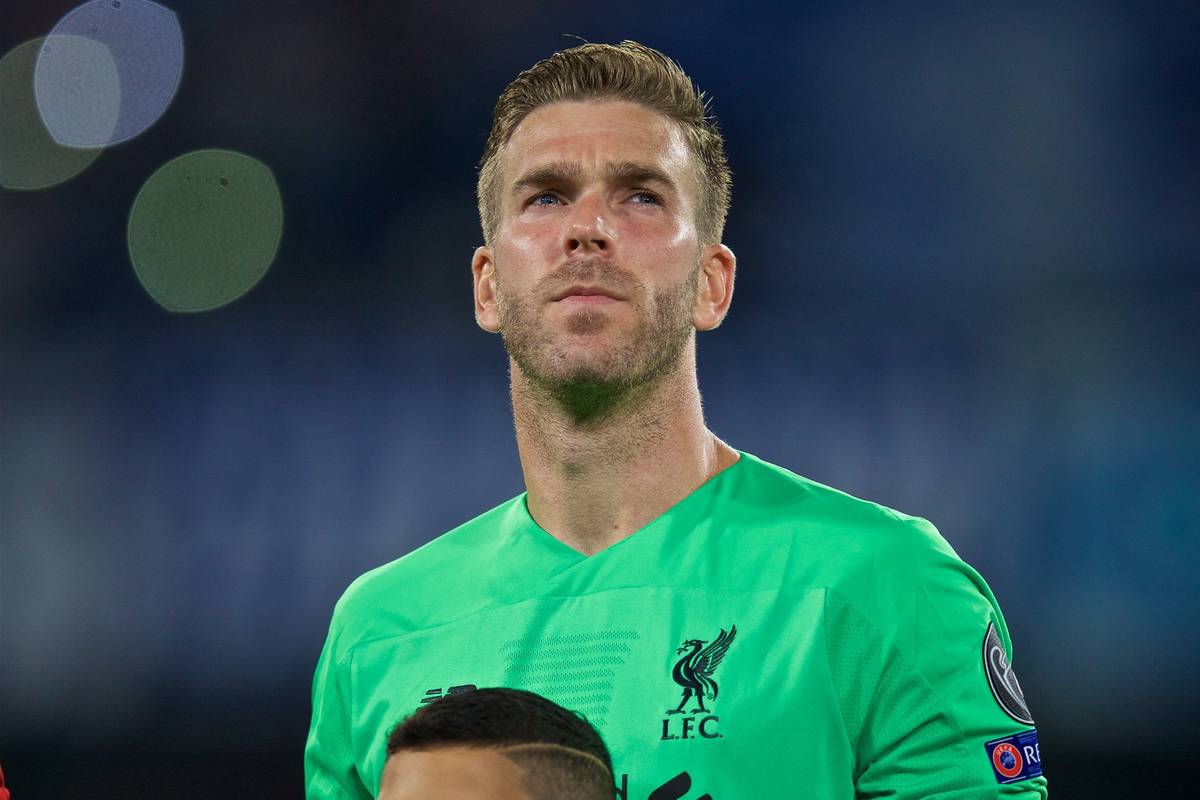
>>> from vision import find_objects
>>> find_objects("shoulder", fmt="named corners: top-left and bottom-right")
top-left (731, 453), bottom-right (968, 598)
top-left (734, 452), bottom-right (955, 559)
top-left (326, 494), bottom-right (525, 653)
top-left (737, 454), bottom-right (1002, 656)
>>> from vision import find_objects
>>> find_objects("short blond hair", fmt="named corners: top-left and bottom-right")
top-left (477, 40), bottom-right (732, 247)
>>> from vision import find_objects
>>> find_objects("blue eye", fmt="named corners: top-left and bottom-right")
top-left (631, 191), bottom-right (661, 205)
top-left (529, 192), bottom-right (560, 206)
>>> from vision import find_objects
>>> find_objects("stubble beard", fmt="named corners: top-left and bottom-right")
top-left (497, 261), bottom-right (699, 424)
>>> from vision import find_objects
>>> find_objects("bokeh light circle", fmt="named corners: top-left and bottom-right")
top-left (127, 150), bottom-right (284, 312)
top-left (0, 38), bottom-right (105, 190)
top-left (36, 0), bottom-right (184, 147)
top-left (33, 34), bottom-right (121, 149)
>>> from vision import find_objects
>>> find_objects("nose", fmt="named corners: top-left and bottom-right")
top-left (563, 192), bottom-right (614, 256)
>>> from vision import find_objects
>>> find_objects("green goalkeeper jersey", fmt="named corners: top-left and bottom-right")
top-left (305, 451), bottom-right (1048, 798)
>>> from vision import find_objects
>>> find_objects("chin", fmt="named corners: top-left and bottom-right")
top-left (524, 347), bottom-right (639, 389)
top-left (551, 358), bottom-right (631, 387)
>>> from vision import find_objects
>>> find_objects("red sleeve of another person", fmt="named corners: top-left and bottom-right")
top-left (0, 762), bottom-right (10, 800)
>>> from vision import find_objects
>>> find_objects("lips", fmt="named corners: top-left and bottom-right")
top-left (557, 294), bottom-right (620, 305)
top-left (552, 284), bottom-right (625, 302)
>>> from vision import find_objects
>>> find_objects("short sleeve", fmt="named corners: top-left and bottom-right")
top-left (824, 517), bottom-right (1049, 798)
top-left (305, 609), bottom-right (373, 800)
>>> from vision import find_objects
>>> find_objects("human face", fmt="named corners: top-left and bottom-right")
top-left (473, 100), bottom-right (718, 396)
top-left (377, 747), bottom-right (532, 800)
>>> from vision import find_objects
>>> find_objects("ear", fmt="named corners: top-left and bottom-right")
top-left (472, 246), bottom-right (501, 333)
top-left (692, 243), bottom-right (736, 331)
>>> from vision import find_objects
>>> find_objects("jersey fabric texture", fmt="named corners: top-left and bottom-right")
top-left (305, 451), bottom-right (1048, 799)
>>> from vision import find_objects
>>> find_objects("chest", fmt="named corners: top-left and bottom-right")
top-left (351, 586), bottom-right (855, 799)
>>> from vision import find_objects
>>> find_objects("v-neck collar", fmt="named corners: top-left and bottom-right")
top-left (488, 450), bottom-right (749, 597)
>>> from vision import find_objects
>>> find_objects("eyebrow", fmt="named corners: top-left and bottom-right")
top-left (509, 160), bottom-right (679, 197)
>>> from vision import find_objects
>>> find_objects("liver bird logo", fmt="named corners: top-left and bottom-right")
top-left (667, 625), bottom-right (737, 715)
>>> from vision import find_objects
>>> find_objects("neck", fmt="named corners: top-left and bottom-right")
top-left (511, 345), bottom-right (739, 555)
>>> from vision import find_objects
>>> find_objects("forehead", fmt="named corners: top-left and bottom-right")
top-left (502, 99), bottom-right (694, 191)
top-left (379, 748), bottom-right (529, 800)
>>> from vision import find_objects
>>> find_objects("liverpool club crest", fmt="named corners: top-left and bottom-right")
top-left (667, 625), bottom-right (737, 715)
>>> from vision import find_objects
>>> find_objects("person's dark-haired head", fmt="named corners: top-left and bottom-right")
top-left (378, 688), bottom-right (614, 800)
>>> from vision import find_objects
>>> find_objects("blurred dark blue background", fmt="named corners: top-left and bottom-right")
top-left (3, 1), bottom-right (1197, 797)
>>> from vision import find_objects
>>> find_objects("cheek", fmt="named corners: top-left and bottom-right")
top-left (494, 227), bottom-right (558, 287)
top-left (503, 216), bottom-right (558, 254)
top-left (620, 208), bottom-right (695, 255)
top-left (658, 209), bottom-right (699, 250)
top-left (638, 222), bottom-right (698, 276)
top-left (491, 262), bottom-right (543, 316)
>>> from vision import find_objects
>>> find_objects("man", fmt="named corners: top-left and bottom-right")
top-left (306, 41), bottom-right (1048, 798)
top-left (378, 687), bottom-right (614, 800)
